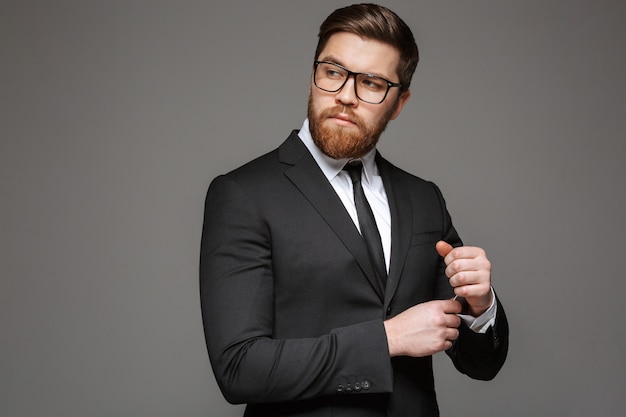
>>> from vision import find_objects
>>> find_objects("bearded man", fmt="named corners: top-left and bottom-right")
top-left (200, 4), bottom-right (509, 417)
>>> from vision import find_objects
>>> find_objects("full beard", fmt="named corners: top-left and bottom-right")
top-left (307, 93), bottom-right (397, 160)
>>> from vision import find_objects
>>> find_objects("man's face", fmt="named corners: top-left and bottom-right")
top-left (308, 32), bottom-right (410, 159)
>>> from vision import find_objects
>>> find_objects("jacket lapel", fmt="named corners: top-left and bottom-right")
top-left (377, 155), bottom-right (413, 307)
top-left (279, 132), bottom-right (385, 301)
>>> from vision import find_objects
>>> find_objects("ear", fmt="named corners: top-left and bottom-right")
top-left (390, 90), bottom-right (411, 120)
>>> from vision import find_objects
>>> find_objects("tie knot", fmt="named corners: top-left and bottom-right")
top-left (343, 160), bottom-right (363, 183)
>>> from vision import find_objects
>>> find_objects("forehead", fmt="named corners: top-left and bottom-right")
top-left (317, 32), bottom-right (401, 80)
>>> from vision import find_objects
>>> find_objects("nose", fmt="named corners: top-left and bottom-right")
top-left (335, 75), bottom-right (359, 107)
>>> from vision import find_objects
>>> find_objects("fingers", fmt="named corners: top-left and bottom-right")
top-left (442, 299), bottom-right (463, 314)
top-left (437, 242), bottom-right (491, 285)
top-left (445, 256), bottom-right (484, 275)
top-left (436, 301), bottom-right (462, 330)
top-left (447, 267), bottom-right (489, 288)
top-left (446, 328), bottom-right (460, 342)
top-left (439, 308), bottom-right (461, 349)
top-left (385, 300), bottom-right (462, 357)
top-left (440, 322), bottom-right (461, 350)
top-left (437, 242), bottom-right (492, 314)
top-left (437, 242), bottom-right (488, 267)
top-left (452, 283), bottom-right (491, 302)
top-left (435, 240), bottom-right (453, 258)
top-left (445, 312), bottom-right (462, 329)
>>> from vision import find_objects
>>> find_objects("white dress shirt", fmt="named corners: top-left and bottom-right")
top-left (298, 119), bottom-right (496, 332)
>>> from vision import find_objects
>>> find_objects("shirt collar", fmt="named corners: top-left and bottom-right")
top-left (297, 118), bottom-right (379, 184)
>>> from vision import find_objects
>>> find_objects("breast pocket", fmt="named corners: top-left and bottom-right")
top-left (409, 230), bottom-right (441, 247)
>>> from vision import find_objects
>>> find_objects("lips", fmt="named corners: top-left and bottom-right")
top-left (332, 113), bottom-right (354, 122)
top-left (327, 112), bottom-right (358, 127)
top-left (317, 104), bottom-right (363, 129)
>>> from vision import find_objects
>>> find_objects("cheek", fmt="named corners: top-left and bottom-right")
top-left (360, 108), bottom-right (385, 126)
top-left (315, 92), bottom-right (335, 108)
top-left (309, 90), bottom-right (327, 113)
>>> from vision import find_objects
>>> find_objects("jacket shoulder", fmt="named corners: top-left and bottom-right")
top-left (221, 130), bottom-right (303, 181)
top-left (377, 155), bottom-right (442, 195)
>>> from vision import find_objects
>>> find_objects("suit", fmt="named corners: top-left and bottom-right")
top-left (200, 131), bottom-right (508, 417)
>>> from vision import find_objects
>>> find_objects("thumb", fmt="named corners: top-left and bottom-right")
top-left (436, 240), bottom-right (453, 258)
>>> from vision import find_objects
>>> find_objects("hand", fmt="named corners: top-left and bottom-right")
top-left (436, 241), bottom-right (493, 317)
top-left (384, 300), bottom-right (462, 357)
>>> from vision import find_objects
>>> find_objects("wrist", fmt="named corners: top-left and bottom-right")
top-left (466, 291), bottom-right (493, 317)
top-left (468, 304), bottom-right (488, 317)
top-left (383, 319), bottom-right (401, 357)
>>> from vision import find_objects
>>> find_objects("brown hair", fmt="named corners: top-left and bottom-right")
top-left (314, 3), bottom-right (419, 92)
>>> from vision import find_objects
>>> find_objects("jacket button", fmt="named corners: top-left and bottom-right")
top-left (354, 382), bottom-right (362, 391)
top-left (345, 383), bottom-right (352, 392)
top-left (362, 380), bottom-right (371, 390)
top-left (336, 384), bottom-right (344, 393)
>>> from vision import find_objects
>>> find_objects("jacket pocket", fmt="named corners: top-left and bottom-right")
top-left (409, 230), bottom-right (441, 247)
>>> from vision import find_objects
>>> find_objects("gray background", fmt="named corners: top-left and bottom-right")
top-left (2, 0), bottom-right (625, 416)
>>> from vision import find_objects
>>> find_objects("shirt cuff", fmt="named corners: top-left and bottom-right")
top-left (457, 287), bottom-right (497, 334)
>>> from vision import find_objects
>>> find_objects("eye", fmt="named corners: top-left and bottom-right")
top-left (324, 66), bottom-right (345, 79)
top-left (360, 76), bottom-right (387, 91)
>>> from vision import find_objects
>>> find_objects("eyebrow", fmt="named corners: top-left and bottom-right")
top-left (318, 54), bottom-right (393, 80)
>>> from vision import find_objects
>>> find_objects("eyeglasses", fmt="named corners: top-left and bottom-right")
top-left (313, 60), bottom-right (402, 104)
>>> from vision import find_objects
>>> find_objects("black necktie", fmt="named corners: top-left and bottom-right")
top-left (344, 161), bottom-right (387, 288)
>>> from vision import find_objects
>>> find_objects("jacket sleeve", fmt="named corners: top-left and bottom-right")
top-left (430, 181), bottom-right (510, 380)
top-left (199, 175), bottom-right (394, 404)
top-left (446, 295), bottom-right (509, 380)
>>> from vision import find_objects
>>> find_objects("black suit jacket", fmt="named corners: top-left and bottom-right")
top-left (200, 131), bottom-right (508, 417)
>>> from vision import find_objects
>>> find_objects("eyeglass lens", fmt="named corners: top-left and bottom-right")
top-left (315, 62), bottom-right (391, 104)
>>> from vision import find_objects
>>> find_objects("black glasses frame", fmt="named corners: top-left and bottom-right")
top-left (313, 60), bottom-right (402, 104)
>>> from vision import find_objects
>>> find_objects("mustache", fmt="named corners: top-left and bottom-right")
top-left (319, 106), bottom-right (364, 127)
